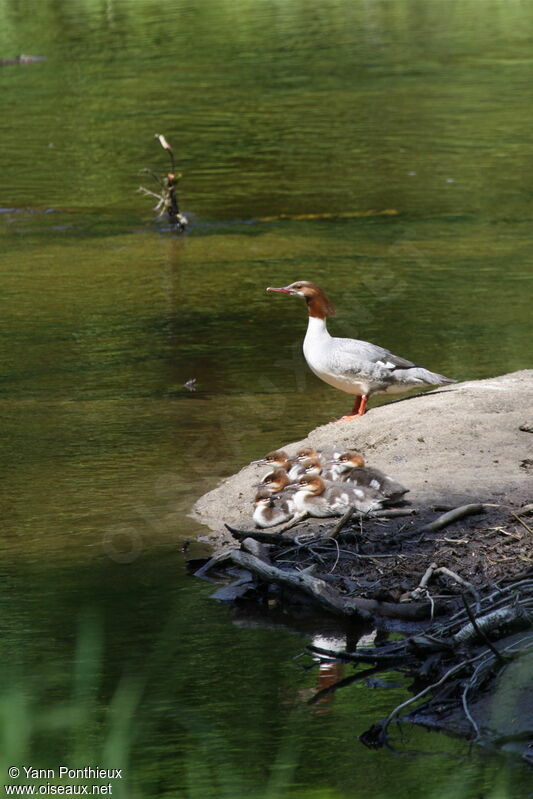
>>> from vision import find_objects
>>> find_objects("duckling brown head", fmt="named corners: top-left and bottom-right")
top-left (297, 474), bottom-right (326, 496)
top-left (263, 450), bottom-right (291, 468)
top-left (259, 468), bottom-right (290, 491)
top-left (254, 488), bottom-right (275, 507)
top-left (301, 456), bottom-right (322, 476)
top-left (295, 446), bottom-right (319, 461)
top-left (338, 451), bottom-right (365, 468)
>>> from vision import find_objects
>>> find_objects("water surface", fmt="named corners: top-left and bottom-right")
top-left (0, 0), bottom-right (531, 796)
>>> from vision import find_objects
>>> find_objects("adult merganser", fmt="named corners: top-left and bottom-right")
top-left (253, 488), bottom-right (293, 528)
top-left (330, 451), bottom-right (408, 502)
top-left (266, 281), bottom-right (455, 420)
top-left (291, 474), bottom-right (384, 517)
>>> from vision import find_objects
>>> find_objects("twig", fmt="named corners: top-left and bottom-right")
top-left (307, 643), bottom-right (410, 664)
top-left (224, 523), bottom-right (298, 546)
top-left (416, 504), bottom-right (486, 534)
top-left (328, 537), bottom-right (341, 573)
top-left (511, 512), bottom-right (532, 535)
top-left (381, 651), bottom-right (486, 741)
top-left (434, 566), bottom-right (480, 606)
top-left (461, 594), bottom-right (506, 664)
top-left (410, 562), bottom-right (437, 600)
top-left (308, 665), bottom-right (387, 705)
top-left (328, 506), bottom-right (354, 538)
top-left (155, 133), bottom-right (176, 172)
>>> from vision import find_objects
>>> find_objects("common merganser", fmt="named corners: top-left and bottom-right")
top-left (266, 281), bottom-right (455, 420)
top-left (257, 468), bottom-right (296, 504)
top-left (252, 450), bottom-right (292, 470)
top-left (300, 456), bottom-right (336, 482)
top-left (287, 446), bottom-right (338, 479)
top-left (291, 474), bottom-right (384, 517)
top-left (330, 451), bottom-right (408, 502)
top-left (253, 488), bottom-right (293, 528)
top-left (287, 447), bottom-right (318, 480)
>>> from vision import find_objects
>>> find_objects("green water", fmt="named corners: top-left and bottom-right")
top-left (0, 0), bottom-right (532, 796)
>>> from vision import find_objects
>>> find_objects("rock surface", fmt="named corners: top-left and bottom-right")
top-left (192, 370), bottom-right (533, 532)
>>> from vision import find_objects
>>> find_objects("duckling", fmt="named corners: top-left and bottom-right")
top-left (253, 488), bottom-right (293, 528)
top-left (291, 474), bottom-right (384, 517)
top-left (287, 446), bottom-right (334, 480)
top-left (300, 456), bottom-right (337, 481)
top-left (331, 451), bottom-right (408, 502)
top-left (258, 467), bottom-right (291, 491)
top-left (252, 450), bottom-right (292, 470)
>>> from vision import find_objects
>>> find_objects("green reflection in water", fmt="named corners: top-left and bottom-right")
top-left (0, 556), bottom-right (530, 798)
top-left (0, 0), bottom-right (532, 796)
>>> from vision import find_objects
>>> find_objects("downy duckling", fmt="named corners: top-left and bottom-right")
top-left (331, 451), bottom-right (408, 502)
top-left (253, 488), bottom-right (293, 528)
top-left (252, 450), bottom-right (292, 470)
top-left (257, 468), bottom-right (296, 504)
top-left (300, 456), bottom-right (336, 481)
top-left (287, 447), bottom-right (330, 480)
top-left (291, 474), bottom-right (384, 517)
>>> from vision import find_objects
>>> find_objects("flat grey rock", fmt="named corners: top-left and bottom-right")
top-left (192, 370), bottom-right (533, 532)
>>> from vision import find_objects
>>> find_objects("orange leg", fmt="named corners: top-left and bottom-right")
top-left (335, 395), bottom-right (368, 423)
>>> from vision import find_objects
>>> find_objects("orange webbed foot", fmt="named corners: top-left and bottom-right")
top-left (334, 395), bottom-right (368, 422)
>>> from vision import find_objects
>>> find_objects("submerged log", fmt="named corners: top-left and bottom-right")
top-left (229, 549), bottom-right (373, 621)
top-left (228, 550), bottom-right (442, 621)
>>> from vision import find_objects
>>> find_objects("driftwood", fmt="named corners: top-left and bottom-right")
top-left (452, 605), bottom-right (530, 645)
top-left (416, 503), bottom-right (486, 534)
top-left (241, 537), bottom-right (272, 562)
top-left (193, 547), bottom-right (235, 580)
top-left (353, 576), bottom-right (533, 754)
top-left (228, 550), bottom-right (441, 621)
top-left (225, 523), bottom-right (300, 546)
top-left (229, 549), bottom-right (372, 621)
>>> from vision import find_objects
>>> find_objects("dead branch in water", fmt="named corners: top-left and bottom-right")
top-left (228, 549), bottom-right (440, 621)
top-left (229, 549), bottom-right (373, 621)
top-left (138, 134), bottom-right (188, 231)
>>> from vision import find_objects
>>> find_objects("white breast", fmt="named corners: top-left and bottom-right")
top-left (303, 317), bottom-right (370, 396)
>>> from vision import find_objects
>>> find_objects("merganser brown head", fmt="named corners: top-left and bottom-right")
top-left (259, 450), bottom-right (291, 469)
top-left (266, 281), bottom-right (336, 319)
top-left (295, 446), bottom-right (319, 461)
top-left (337, 451), bottom-right (366, 468)
top-left (301, 457), bottom-right (323, 476)
top-left (254, 488), bottom-right (275, 507)
top-left (258, 468), bottom-right (291, 491)
top-left (295, 474), bottom-right (326, 495)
